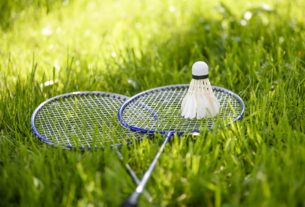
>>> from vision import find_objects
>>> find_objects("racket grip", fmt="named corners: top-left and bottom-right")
top-left (121, 201), bottom-right (137, 207)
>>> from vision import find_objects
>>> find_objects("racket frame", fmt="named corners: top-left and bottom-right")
top-left (118, 84), bottom-right (245, 206)
top-left (31, 91), bottom-right (129, 149)
top-left (30, 91), bottom-right (153, 203)
top-left (118, 84), bottom-right (245, 135)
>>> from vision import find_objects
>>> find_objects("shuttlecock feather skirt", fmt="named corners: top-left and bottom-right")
top-left (181, 79), bottom-right (220, 119)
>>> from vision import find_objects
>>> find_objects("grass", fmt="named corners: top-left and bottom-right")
top-left (0, 0), bottom-right (305, 206)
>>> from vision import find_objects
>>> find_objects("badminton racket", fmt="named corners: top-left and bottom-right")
top-left (118, 84), bottom-right (245, 206)
top-left (31, 91), bottom-right (152, 202)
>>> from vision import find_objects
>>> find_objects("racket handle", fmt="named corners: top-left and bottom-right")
top-left (116, 150), bottom-right (153, 203)
top-left (121, 201), bottom-right (137, 207)
top-left (121, 131), bottom-right (175, 207)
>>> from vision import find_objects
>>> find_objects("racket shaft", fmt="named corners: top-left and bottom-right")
top-left (116, 150), bottom-right (153, 202)
top-left (123, 131), bottom-right (174, 206)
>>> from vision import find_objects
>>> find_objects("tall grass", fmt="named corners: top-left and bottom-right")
top-left (0, 0), bottom-right (305, 206)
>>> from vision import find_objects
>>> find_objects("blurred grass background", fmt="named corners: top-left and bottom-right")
top-left (0, 0), bottom-right (305, 206)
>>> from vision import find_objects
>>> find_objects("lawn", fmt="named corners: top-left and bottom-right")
top-left (0, 0), bottom-right (305, 206)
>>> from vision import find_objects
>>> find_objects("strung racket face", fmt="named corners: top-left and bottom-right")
top-left (118, 84), bottom-right (245, 135)
top-left (31, 92), bottom-right (137, 149)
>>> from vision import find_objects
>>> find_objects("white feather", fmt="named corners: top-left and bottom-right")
top-left (181, 71), bottom-right (220, 119)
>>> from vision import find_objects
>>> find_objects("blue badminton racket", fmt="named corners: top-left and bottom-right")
top-left (118, 84), bottom-right (245, 206)
top-left (31, 91), bottom-right (152, 202)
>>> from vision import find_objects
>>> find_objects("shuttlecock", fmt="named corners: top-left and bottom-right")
top-left (181, 61), bottom-right (220, 119)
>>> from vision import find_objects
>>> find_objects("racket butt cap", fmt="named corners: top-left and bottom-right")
top-left (121, 201), bottom-right (137, 207)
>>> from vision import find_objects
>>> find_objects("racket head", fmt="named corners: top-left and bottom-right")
top-left (31, 91), bottom-right (137, 150)
top-left (118, 84), bottom-right (245, 135)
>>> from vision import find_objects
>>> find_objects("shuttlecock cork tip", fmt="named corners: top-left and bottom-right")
top-left (192, 61), bottom-right (209, 79)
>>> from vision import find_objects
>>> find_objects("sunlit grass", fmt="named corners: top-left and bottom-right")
top-left (1, 0), bottom-right (305, 206)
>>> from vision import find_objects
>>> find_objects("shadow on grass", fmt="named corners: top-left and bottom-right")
top-left (0, 0), bottom-right (64, 31)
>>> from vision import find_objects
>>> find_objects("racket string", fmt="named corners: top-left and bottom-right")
top-left (34, 93), bottom-right (136, 148)
top-left (121, 87), bottom-right (244, 133)
top-left (95, 95), bottom-right (131, 144)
